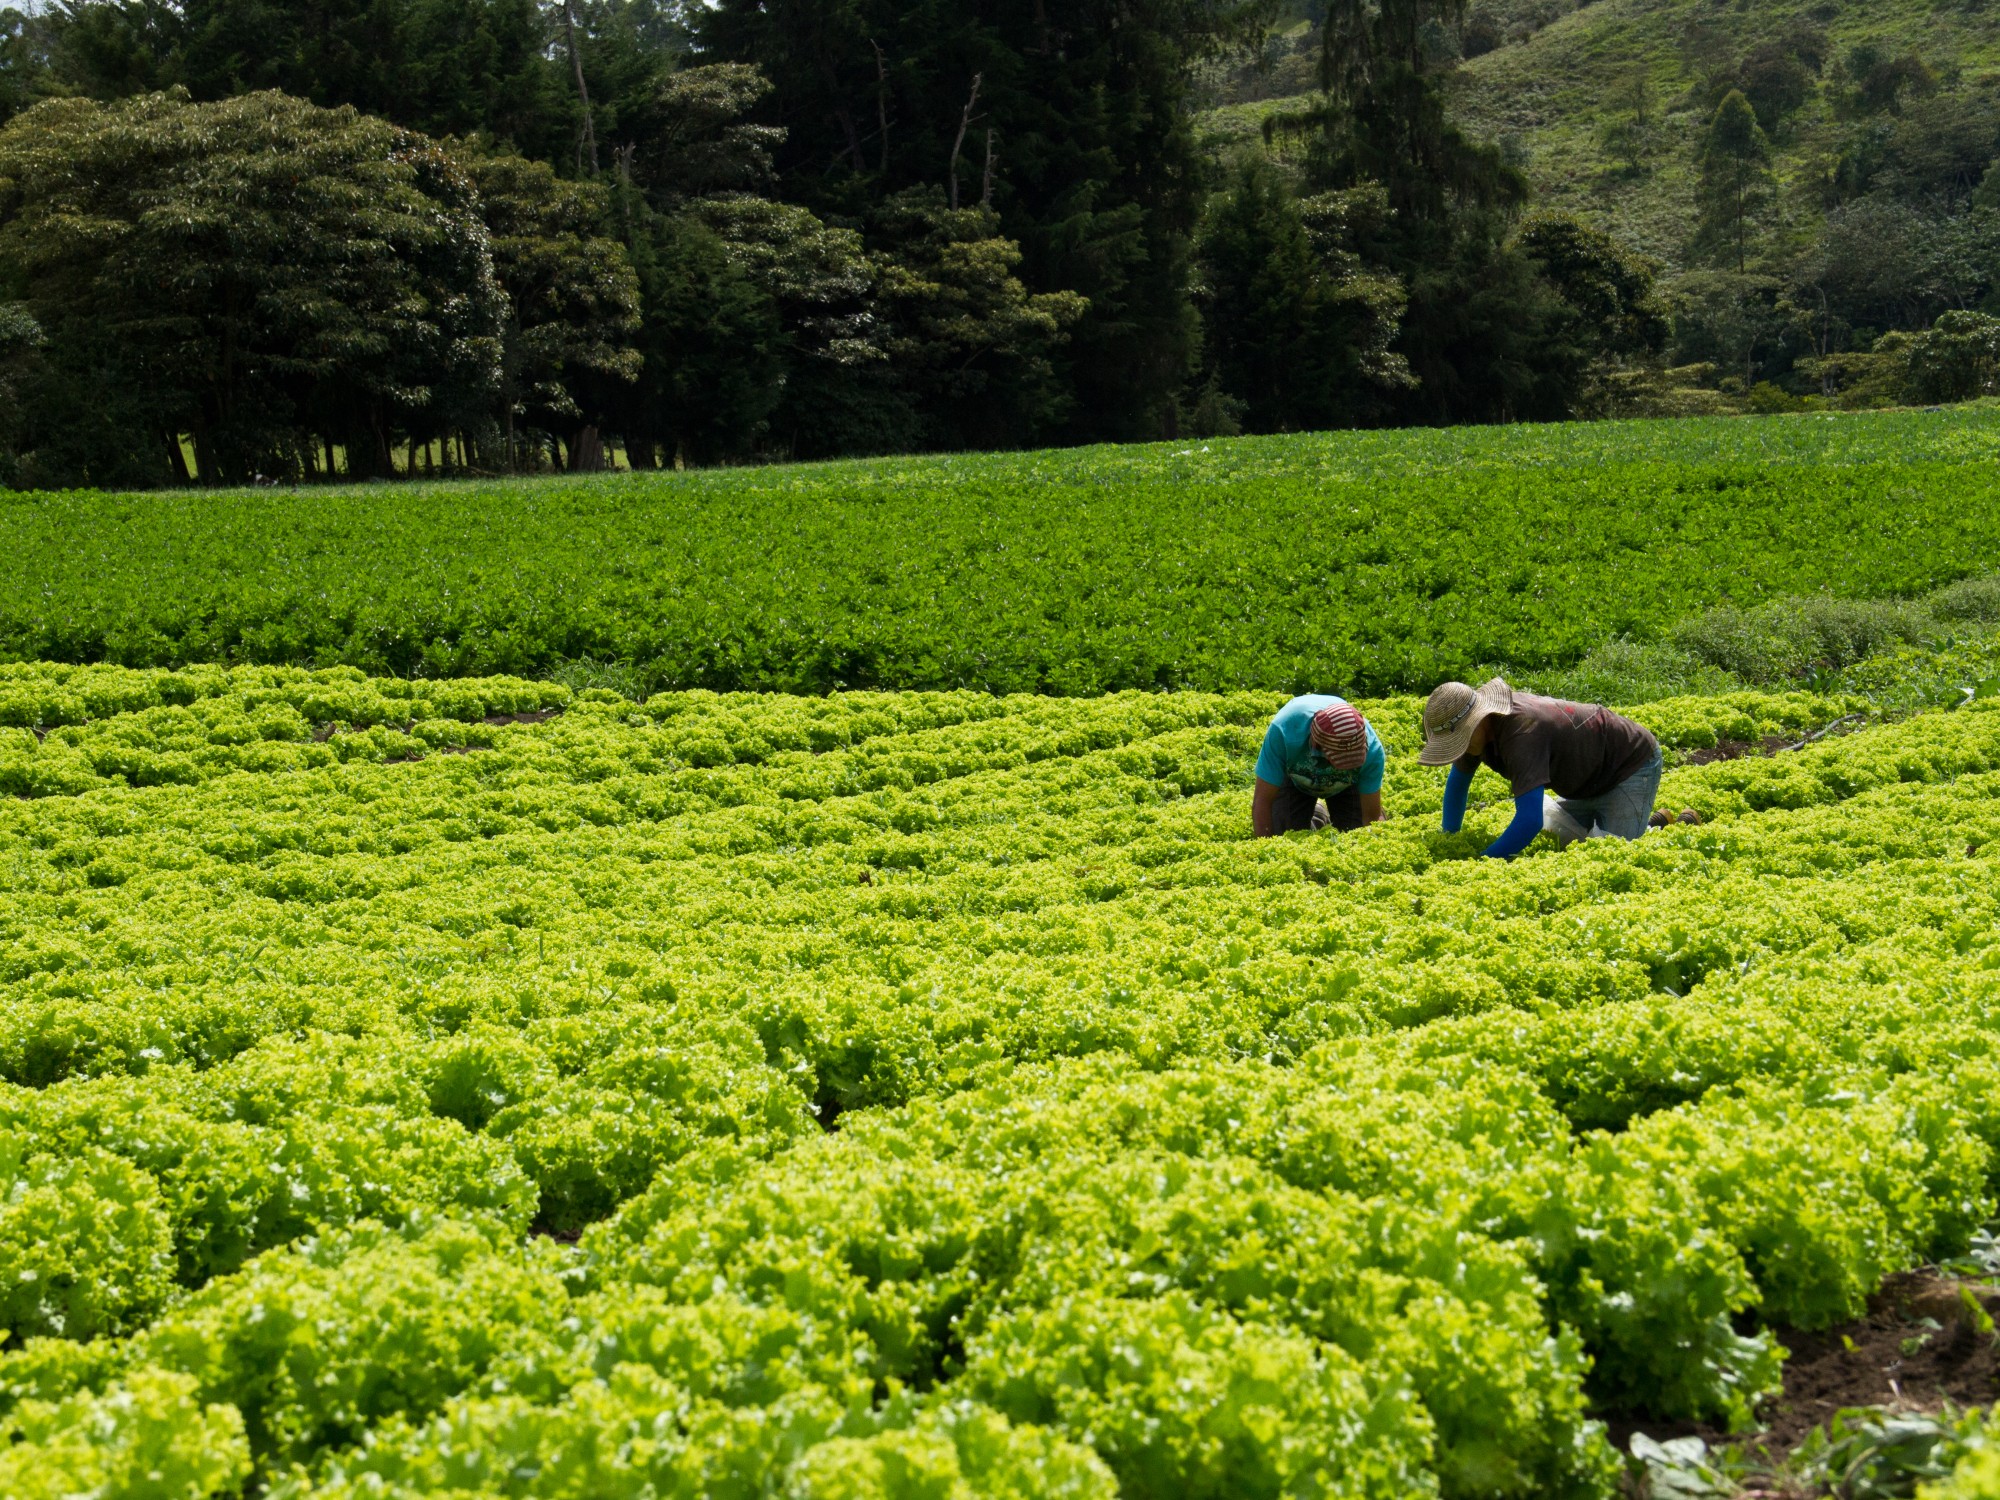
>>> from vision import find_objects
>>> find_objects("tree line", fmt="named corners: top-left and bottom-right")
top-left (0, 0), bottom-right (1979, 486)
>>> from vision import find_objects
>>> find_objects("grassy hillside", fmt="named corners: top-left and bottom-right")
top-left (1450, 0), bottom-right (2000, 267)
top-left (1202, 0), bottom-right (2000, 271)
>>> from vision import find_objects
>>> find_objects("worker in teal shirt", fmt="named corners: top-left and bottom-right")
top-left (1251, 696), bottom-right (1388, 837)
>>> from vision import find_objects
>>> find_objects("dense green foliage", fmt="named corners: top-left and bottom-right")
top-left (18, 0), bottom-right (1960, 482)
top-left (1201, 0), bottom-right (2000, 417)
top-left (2, 657), bottom-right (2000, 1493)
top-left (1264, 0), bottom-right (1586, 426)
top-left (2, 410), bottom-right (1998, 694)
top-left (0, 89), bottom-right (681, 486)
top-left (6, 0), bottom-right (1995, 473)
top-left (2, 0), bottom-right (1999, 480)
top-left (0, 0), bottom-right (1307, 479)
top-left (0, 27), bottom-right (1091, 481)
top-left (694, 0), bottom-right (1274, 445)
top-left (1470, 0), bottom-right (2000, 412)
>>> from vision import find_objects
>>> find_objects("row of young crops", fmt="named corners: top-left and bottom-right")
top-left (3, 659), bottom-right (1999, 1496)
top-left (6, 409), bottom-right (2000, 694)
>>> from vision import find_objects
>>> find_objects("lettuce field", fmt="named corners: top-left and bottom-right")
top-left (3, 647), bottom-right (2000, 1497)
top-left (7, 408), bottom-right (2000, 694)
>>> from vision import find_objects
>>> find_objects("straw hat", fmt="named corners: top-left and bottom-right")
top-left (1417, 677), bottom-right (1513, 766)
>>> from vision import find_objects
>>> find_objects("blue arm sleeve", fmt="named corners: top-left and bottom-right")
top-left (1441, 764), bottom-right (1473, 832)
top-left (1483, 790), bottom-right (1546, 860)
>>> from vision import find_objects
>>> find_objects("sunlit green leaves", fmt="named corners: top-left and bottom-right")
top-left (0, 675), bottom-right (1998, 1494)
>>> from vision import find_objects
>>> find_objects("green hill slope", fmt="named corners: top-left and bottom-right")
top-left (1204, 0), bottom-right (2000, 271)
top-left (1450, 0), bottom-right (2000, 267)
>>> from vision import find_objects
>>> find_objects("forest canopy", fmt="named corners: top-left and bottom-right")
top-left (0, 0), bottom-right (1990, 484)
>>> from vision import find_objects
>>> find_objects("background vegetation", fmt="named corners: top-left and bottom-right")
top-left (1209, 0), bottom-right (2000, 419)
top-left (4, 407), bottom-right (1997, 695)
top-left (4, 0), bottom-right (1991, 486)
top-left (0, 0), bottom-right (1266, 483)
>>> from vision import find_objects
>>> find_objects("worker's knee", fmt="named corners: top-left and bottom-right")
top-left (1542, 794), bottom-right (1591, 848)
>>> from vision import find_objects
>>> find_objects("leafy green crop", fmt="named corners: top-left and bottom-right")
top-left (0, 1368), bottom-right (250, 1500)
top-left (2, 661), bottom-right (2000, 1495)
top-left (5, 409), bottom-right (2000, 693)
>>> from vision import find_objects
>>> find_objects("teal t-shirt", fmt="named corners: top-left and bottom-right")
top-left (1254, 695), bottom-right (1386, 798)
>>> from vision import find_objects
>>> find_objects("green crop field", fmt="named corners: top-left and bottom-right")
top-left (6, 414), bottom-right (2000, 1496)
top-left (7, 407), bottom-right (2000, 696)
top-left (4, 662), bottom-right (2000, 1496)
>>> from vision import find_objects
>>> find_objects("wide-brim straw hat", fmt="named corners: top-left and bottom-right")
top-left (1418, 677), bottom-right (1513, 766)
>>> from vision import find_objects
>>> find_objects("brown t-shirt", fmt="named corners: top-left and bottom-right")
top-left (1455, 692), bottom-right (1658, 801)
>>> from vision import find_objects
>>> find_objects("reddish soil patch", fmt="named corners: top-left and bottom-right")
top-left (481, 708), bottom-right (565, 728)
top-left (1680, 735), bottom-right (1797, 767)
top-left (1610, 1274), bottom-right (2000, 1458)
top-left (1755, 1275), bottom-right (2000, 1452)
top-left (1678, 713), bottom-right (1872, 769)
top-left (318, 705), bottom-right (564, 754)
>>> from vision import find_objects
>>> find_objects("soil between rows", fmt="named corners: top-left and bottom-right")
top-left (1612, 1274), bottom-right (2000, 1458)
top-left (1679, 735), bottom-right (1798, 767)
top-left (312, 705), bottom-right (565, 746)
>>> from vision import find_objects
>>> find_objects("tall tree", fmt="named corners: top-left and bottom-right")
top-left (43, 0), bottom-right (569, 152)
top-left (1195, 158), bottom-right (1408, 431)
top-left (468, 152), bottom-right (642, 469)
top-left (0, 7), bottom-right (59, 125)
top-left (0, 89), bottom-right (504, 484)
top-left (623, 63), bottom-right (783, 204)
top-left (1514, 217), bottom-right (1664, 361)
top-left (694, 0), bottom-right (1276, 443)
top-left (1281, 0), bottom-right (1566, 423)
top-left (0, 302), bottom-right (38, 455)
top-left (868, 188), bottom-right (1087, 450)
top-left (1695, 90), bottom-right (1773, 273)
top-left (1512, 215), bottom-right (1665, 414)
top-left (609, 208), bottom-right (786, 467)
top-left (1300, 0), bottom-right (1522, 223)
top-left (1905, 308), bottom-right (2000, 403)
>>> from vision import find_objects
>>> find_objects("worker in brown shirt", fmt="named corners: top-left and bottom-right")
top-left (1417, 677), bottom-right (1662, 858)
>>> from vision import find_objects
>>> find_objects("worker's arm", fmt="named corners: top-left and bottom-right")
top-left (1251, 777), bottom-right (1283, 838)
top-left (1482, 789), bottom-right (1546, 859)
top-left (1441, 763), bottom-right (1475, 832)
top-left (1359, 791), bottom-right (1385, 825)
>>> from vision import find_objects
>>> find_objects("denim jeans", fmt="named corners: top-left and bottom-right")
top-left (1543, 746), bottom-right (1664, 845)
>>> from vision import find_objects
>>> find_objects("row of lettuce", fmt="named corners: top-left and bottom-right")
top-left (2, 669), bottom-right (1999, 1496)
top-left (8, 409), bottom-right (2000, 694)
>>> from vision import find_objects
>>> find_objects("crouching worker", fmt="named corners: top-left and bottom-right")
top-left (1417, 677), bottom-right (1661, 858)
top-left (1251, 696), bottom-right (1388, 837)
